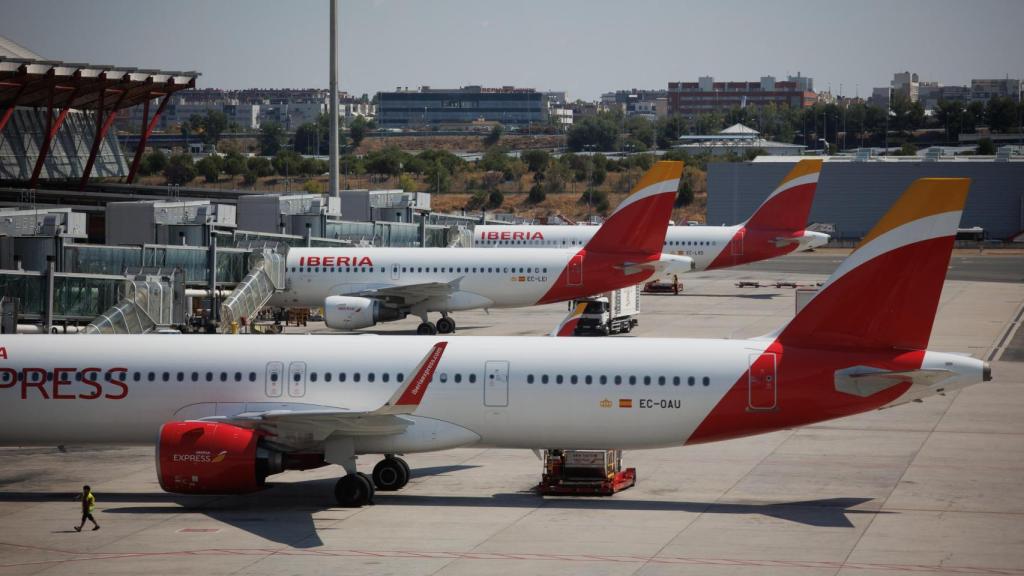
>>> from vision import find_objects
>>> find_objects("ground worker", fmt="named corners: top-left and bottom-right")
top-left (74, 485), bottom-right (100, 532)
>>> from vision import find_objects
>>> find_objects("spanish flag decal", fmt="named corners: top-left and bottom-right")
top-left (619, 399), bottom-right (633, 408)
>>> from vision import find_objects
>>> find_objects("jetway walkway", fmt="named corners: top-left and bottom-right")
top-left (83, 268), bottom-right (186, 334)
top-left (218, 245), bottom-right (287, 333)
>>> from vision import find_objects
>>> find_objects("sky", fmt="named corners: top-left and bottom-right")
top-left (2, 0), bottom-right (1022, 101)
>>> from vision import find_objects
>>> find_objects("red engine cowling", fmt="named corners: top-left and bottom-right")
top-left (157, 422), bottom-right (284, 494)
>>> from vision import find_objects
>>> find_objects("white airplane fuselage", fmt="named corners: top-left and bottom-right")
top-left (0, 335), bottom-right (981, 450)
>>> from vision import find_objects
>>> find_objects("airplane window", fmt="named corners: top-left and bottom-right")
top-left (221, 372), bottom-right (228, 382)
top-left (382, 372), bottom-right (390, 383)
top-left (543, 268), bottom-right (548, 273)
top-left (398, 373), bottom-right (405, 382)
top-left (440, 373), bottom-right (448, 383)
top-left (599, 375), bottom-right (607, 385)
top-left (293, 372), bottom-right (301, 382)
top-left (177, 372), bottom-right (184, 382)
top-left (324, 372), bottom-right (332, 382)
top-left (643, 375), bottom-right (651, 386)
top-left (527, 268), bottom-right (532, 273)
top-left (556, 375), bottom-right (564, 384)
top-left (673, 376), bottom-right (680, 386)
top-left (503, 267), bottom-right (509, 273)
top-left (541, 374), bottom-right (549, 384)
top-left (132, 372), bottom-right (141, 382)
top-left (310, 372), bottom-right (318, 382)
top-left (339, 372), bottom-right (346, 382)
top-left (231, 372), bottom-right (240, 382)
top-left (658, 376), bottom-right (666, 386)
top-left (629, 375), bottom-right (636, 386)
top-left (402, 267), bottom-right (407, 273)
top-left (352, 372), bottom-right (360, 382)
top-left (468, 374), bottom-right (476, 383)
top-left (249, 372), bottom-right (257, 382)
top-left (147, 372), bottom-right (155, 381)
top-left (585, 375), bottom-right (592, 385)
top-left (688, 376), bottom-right (695, 386)
top-left (454, 374), bottom-right (462, 383)
top-left (614, 375), bottom-right (622, 385)
top-left (192, 371), bottom-right (199, 381)
top-left (702, 376), bottom-right (710, 386)
top-left (417, 267), bottom-right (423, 273)
top-left (527, 374), bottom-right (535, 384)
top-left (0, 372), bottom-right (9, 384)
top-left (433, 267), bottom-right (438, 273)
top-left (570, 375), bottom-right (578, 384)
top-left (368, 372), bottom-right (375, 382)
top-left (270, 372), bottom-right (278, 382)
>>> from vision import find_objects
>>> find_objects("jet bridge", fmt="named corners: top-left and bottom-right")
top-left (83, 268), bottom-right (186, 334)
top-left (218, 244), bottom-right (287, 333)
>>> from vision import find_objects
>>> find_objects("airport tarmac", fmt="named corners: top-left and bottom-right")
top-left (2, 257), bottom-right (1023, 575)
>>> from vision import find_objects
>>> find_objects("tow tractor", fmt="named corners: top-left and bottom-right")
top-left (538, 449), bottom-right (636, 496)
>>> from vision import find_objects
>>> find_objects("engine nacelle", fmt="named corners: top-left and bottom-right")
top-left (157, 422), bottom-right (285, 494)
top-left (324, 296), bottom-right (404, 330)
top-left (657, 253), bottom-right (696, 277)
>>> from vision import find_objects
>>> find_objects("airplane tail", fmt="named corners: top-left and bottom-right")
top-left (583, 161), bottom-right (682, 255)
top-left (776, 178), bottom-right (970, 351)
top-left (743, 159), bottom-right (822, 232)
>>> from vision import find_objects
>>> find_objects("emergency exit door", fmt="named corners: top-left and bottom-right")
top-left (747, 353), bottom-right (777, 410)
top-left (484, 361), bottom-right (509, 407)
top-left (567, 255), bottom-right (583, 286)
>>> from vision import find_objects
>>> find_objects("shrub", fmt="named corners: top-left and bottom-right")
top-left (164, 154), bottom-right (197, 185)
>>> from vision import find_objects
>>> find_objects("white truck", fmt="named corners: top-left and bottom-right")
top-left (571, 285), bottom-right (641, 335)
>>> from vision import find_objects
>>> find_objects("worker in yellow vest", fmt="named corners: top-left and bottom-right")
top-left (74, 485), bottom-right (100, 532)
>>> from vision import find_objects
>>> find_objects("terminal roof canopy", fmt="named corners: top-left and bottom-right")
top-left (0, 36), bottom-right (199, 112)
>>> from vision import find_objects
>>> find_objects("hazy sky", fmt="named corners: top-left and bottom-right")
top-left (2, 0), bottom-right (1022, 100)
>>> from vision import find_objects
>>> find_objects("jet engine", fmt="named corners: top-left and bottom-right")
top-left (156, 422), bottom-right (286, 494)
top-left (657, 253), bottom-right (696, 276)
top-left (323, 296), bottom-right (405, 330)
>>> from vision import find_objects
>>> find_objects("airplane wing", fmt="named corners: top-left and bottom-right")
top-left (347, 281), bottom-right (457, 307)
top-left (200, 342), bottom-right (448, 449)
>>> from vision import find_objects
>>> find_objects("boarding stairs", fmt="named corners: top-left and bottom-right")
top-left (218, 244), bottom-right (287, 333)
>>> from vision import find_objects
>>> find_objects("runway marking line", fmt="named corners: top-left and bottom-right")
top-left (1, 542), bottom-right (1022, 575)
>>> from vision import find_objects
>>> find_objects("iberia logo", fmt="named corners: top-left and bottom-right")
top-left (211, 450), bottom-right (228, 463)
top-left (600, 399), bottom-right (612, 408)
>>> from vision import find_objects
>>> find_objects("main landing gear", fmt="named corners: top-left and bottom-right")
top-left (333, 456), bottom-right (411, 507)
top-left (416, 314), bottom-right (456, 335)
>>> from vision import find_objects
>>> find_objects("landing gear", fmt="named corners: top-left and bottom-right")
top-left (436, 316), bottom-right (456, 334)
top-left (416, 322), bottom-right (437, 335)
top-left (334, 473), bottom-right (374, 507)
top-left (372, 456), bottom-right (411, 491)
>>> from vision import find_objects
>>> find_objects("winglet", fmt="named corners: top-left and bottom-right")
top-left (384, 342), bottom-right (447, 410)
top-left (583, 161), bottom-right (683, 255)
top-left (551, 302), bottom-right (588, 337)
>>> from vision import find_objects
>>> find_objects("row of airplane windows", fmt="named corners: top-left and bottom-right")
top-left (292, 266), bottom-right (552, 275)
top-left (475, 239), bottom-right (719, 247)
top-left (527, 373), bottom-right (711, 386)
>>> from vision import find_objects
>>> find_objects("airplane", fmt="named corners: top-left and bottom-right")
top-left (472, 159), bottom-right (831, 272)
top-left (270, 161), bottom-right (693, 335)
top-left (0, 177), bottom-right (988, 508)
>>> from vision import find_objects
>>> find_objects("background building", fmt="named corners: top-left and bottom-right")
top-left (971, 78), bottom-right (1022, 103)
top-left (667, 74), bottom-right (816, 117)
top-left (377, 86), bottom-right (547, 128)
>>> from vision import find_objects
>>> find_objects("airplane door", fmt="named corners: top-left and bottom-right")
top-left (484, 360), bottom-right (509, 407)
top-left (748, 353), bottom-right (777, 410)
top-left (731, 229), bottom-right (745, 257)
top-left (288, 361), bottom-right (307, 398)
top-left (567, 255), bottom-right (583, 287)
top-left (265, 361), bottom-right (283, 397)
top-left (391, 263), bottom-right (401, 281)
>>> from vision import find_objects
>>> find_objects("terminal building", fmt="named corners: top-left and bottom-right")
top-left (377, 86), bottom-right (547, 128)
top-left (707, 154), bottom-right (1024, 241)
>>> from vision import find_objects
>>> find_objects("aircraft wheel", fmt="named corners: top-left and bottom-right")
top-left (436, 317), bottom-right (456, 334)
top-left (373, 457), bottom-right (410, 491)
top-left (417, 322), bottom-right (438, 335)
top-left (334, 473), bottom-right (372, 507)
top-left (357, 472), bottom-right (376, 502)
top-left (393, 456), bottom-right (411, 486)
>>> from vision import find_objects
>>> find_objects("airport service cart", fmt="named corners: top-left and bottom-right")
top-left (538, 449), bottom-right (636, 496)
top-left (643, 274), bottom-right (681, 294)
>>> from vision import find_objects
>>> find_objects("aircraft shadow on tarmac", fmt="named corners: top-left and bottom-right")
top-left (2, 464), bottom-right (881, 548)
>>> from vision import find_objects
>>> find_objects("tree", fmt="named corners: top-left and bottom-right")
top-left (675, 177), bottom-right (694, 207)
top-left (348, 116), bottom-right (373, 149)
top-left (191, 110), bottom-right (228, 148)
top-left (487, 189), bottom-right (504, 209)
top-left (977, 137), bottom-right (996, 155)
top-left (579, 188), bottom-right (609, 214)
top-left (527, 182), bottom-right (545, 204)
top-left (625, 116), bottom-right (655, 149)
top-left (300, 157), bottom-right (328, 176)
top-left (935, 99), bottom-right (966, 141)
top-left (259, 121), bottom-right (286, 156)
top-left (483, 124), bottom-right (504, 147)
top-left (963, 101), bottom-right (985, 133)
top-left (196, 156), bottom-right (220, 183)
top-left (302, 179), bottom-right (323, 194)
top-left (479, 148), bottom-right (510, 173)
top-left (293, 122), bottom-right (323, 155)
top-left (272, 150), bottom-right (304, 176)
top-left (655, 115), bottom-right (688, 149)
top-left (566, 112), bottom-right (621, 151)
top-left (521, 149), bottom-right (550, 173)
top-left (985, 96), bottom-right (1017, 133)
top-left (139, 151), bottom-right (168, 176)
top-left (223, 151), bottom-right (246, 176)
top-left (895, 142), bottom-right (918, 156)
top-left (398, 173), bottom-right (417, 192)
top-left (242, 170), bottom-right (257, 186)
top-left (424, 159), bottom-right (452, 194)
top-left (542, 160), bottom-right (570, 195)
top-left (246, 156), bottom-right (274, 177)
top-left (164, 154), bottom-right (197, 185)
top-left (364, 147), bottom-right (407, 177)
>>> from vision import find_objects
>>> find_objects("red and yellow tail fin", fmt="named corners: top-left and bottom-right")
top-left (778, 178), bottom-right (970, 351)
top-left (583, 161), bottom-right (682, 255)
top-left (744, 159), bottom-right (822, 232)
